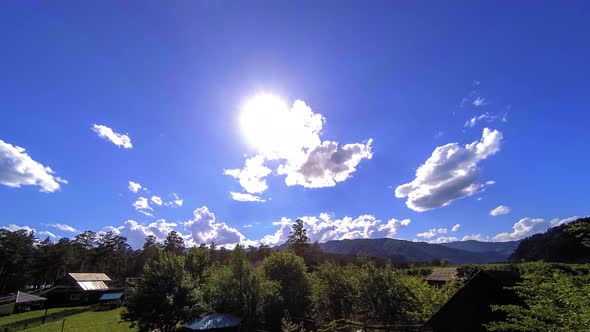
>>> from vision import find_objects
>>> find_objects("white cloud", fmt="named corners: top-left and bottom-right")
top-left (164, 193), bottom-right (183, 207)
top-left (550, 216), bottom-right (581, 227)
top-left (46, 223), bottom-right (78, 233)
top-left (243, 224), bottom-right (252, 228)
top-left (490, 205), bottom-right (511, 216)
top-left (429, 236), bottom-right (458, 244)
top-left (493, 218), bottom-right (546, 242)
top-left (91, 124), bottom-right (132, 148)
top-left (151, 196), bottom-right (163, 206)
top-left (133, 197), bottom-right (153, 216)
top-left (38, 231), bottom-right (57, 239)
top-left (184, 206), bottom-right (246, 246)
top-left (395, 128), bottom-right (502, 212)
top-left (437, 228), bottom-right (447, 234)
top-left (128, 181), bottom-right (142, 193)
top-left (417, 228), bottom-right (437, 239)
top-left (462, 234), bottom-right (488, 241)
top-left (0, 139), bottom-right (67, 192)
top-left (472, 97), bottom-right (487, 107)
top-left (464, 112), bottom-right (507, 128)
top-left (224, 155), bottom-right (271, 194)
top-left (260, 213), bottom-right (410, 246)
top-left (230, 192), bottom-right (265, 202)
top-left (485, 180), bottom-right (496, 185)
top-left (226, 96), bottom-right (373, 193)
top-left (104, 219), bottom-right (177, 249)
top-left (2, 224), bottom-right (36, 233)
top-left (451, 224), bottom-right (461, 232)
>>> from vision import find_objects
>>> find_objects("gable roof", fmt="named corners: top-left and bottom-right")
top-left (16, 291), bottom-right (46, 303)
top-left (68, 273), bottom-right (111, 282)
top-left (426, 267), bottom-right (459, 281)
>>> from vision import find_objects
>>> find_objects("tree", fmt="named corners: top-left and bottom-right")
top-left (186, 246), bottom-right (210, 281)
top-left (486, 262), bottom-right (590, 331)
top-left (122, 251), bottom-right (206, 332)
top-left (262, 251), bottom-right (311, 325)
top-left (287, 219), bottom-right (310, 257)
top-left (163, 231), bottom-right (185, 255)
top-left (311, 262), bottom-right (356, 322)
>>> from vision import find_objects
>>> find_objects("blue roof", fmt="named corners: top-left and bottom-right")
top-left (99, 292), bottom-right (123, 301)
top-left (183, 313), bottom-right (241, 330)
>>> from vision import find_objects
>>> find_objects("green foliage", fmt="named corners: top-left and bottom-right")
top-left (400, 275), bottom-right (459, 322)
top-left (311, 262), bottom-right (356, 322)
top-left (566, 217), bottom-right (590, 248)
top-left (185, 246), bottom-right (210, 280)
top-left (262, 251), bottom-right (312, 323)
top-left (486, 262), bottom-right (590, 332)
top-left (163, 230), bottom-right (185, 255)
top-left (122, 251), bottom-right (206, 332)
top-left (287, 219), bottom-right (310, 257)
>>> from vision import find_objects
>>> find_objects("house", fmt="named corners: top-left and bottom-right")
top-left (45, 273), bottom-right (120, 306)
top-left (424, 270), bottom-right (521, 332)
top-left (425, 268), bottom-right (460, 287)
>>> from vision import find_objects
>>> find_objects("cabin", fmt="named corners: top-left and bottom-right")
top-left (424, 270), bottom-right (521, 332)
top-left (425, 268), bottom-right (460, 287)
top-left (45, 273), bottom-right (120, 306)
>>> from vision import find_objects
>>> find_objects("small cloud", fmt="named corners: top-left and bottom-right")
top-left (493, 218), bottom-right (545, 241)
top-left (243, 224), bottom-right (253, 228)
top-left (230, 192), bottom-right (266, 202)
top-left (417, 228), bottom-right (437, 239)
top-left (429, 236), bottom-right (458, 244)
top-left (133, 197), bottom-right (153, 216)
top-left (92, 124), bottom-right (132, 148)
top-left (485, 180), bottom-right (496, 185)
top-left (138, 210), bottom-right (154, 217)
top-left (434, 131), bottom-right (444, 139)
top-left (464, 113), bottom-right (507, 128)
top-left (38, 231), bottom-right (58, 239)
top-left (150, 196), bottom-right (163, 206)
top-left (462, 234), bottom-right (488, 241)
top-left (451, 224), bottom-right (461, 232)
top-left (128, 181), bottom-right (142, 193)
top-left (164, 193), bottom-right (183, 207)
top-left (437, 228), bottom-right (447, 234)
top-left (473, 97), bottom-right (487, 107)
top-left (46, 223), bottom-right (78, 233)
top-left (550, 216), bottom-right (581, 227)
top-left (490, 205), bottom-right (511, 216)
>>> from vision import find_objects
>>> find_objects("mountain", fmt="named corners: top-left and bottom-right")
top-left (316, 238), bottom-right (509, 265)
top-left (440, 240), bottom-right (521, 258)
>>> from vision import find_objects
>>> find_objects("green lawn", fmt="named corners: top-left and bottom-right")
top-left (25, 308), bottom-right (136, 332)
top-left (0, 306), bottom-right (87, 326)
top-left (0, 307), bottom-right (136, 332)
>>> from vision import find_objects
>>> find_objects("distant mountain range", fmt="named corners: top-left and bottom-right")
top-left (278, 238), bottom-right (522, 265)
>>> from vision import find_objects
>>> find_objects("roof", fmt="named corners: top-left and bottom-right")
top-left (99, 292), bottom-right (123, 301)
top-left (183, 313), bottom-right (241, 330)
top-left (77, 281), bottom-right (109, 290)
top-left (16, 291), bottom-right (47, 303)
top-left (426, 267), bottom-right (459, 281)
top-left (68, 273), bottom-right (111, 282)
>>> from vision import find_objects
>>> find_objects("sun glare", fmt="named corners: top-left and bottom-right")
top-left (240, 93), bottom-right (289, 153)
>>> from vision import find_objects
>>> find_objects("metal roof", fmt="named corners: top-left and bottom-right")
top-left (16, 291), bottom-right (47, 303)
top-left (183, 313), bottom-right (241, 330)
top-left (77, 281), bottom-right (109, 290)
top-left (99, 292), bottom-right (123, 301)
top-left (426, 268), bottom-right (459, 281)
top-left (68, 273), bottom-right (111, 282)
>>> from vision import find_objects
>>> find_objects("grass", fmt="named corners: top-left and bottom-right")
top-left (25, 308), bottom-right (137, 332)
top-left (0, 306), bottom-right (87, 325)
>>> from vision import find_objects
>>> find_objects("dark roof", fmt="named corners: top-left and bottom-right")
top-left (16, 291), bottom-right (47, 303)
top-left (426, 268), bottom-right (459, 281)
top-left (99, 293), bottom-right (123, 301)
top-left (68, 273), bottom-right (111, 281)
top-left (183, 313), bottom-right (241, 330)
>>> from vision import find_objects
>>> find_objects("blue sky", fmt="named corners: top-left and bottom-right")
top-left (1, 2), bottom-right (589, 248)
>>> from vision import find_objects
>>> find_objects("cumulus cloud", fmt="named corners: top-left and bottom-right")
top-left (224, 156), bottom-right (271, 194)
top-left (0, 139), bottom-right (67, 192)
top-left (104, 219), bottom-right (177, 249)
top-left (550, 216), bottom-right (581, 227)
top-left (395, 128), bottom-right (502, 212)
top-left (260, 213), bottom-right (410, 246)
top-left (226, 95), bottom-right (373, 193)
top-left (2, 224), bottom-right (36, 233)
top-left (451, 224), bottom-right (461, 232)
top-left (417, 228), bottom-right (437, 239)
top-left (493, 218), bottom-right (546, 242)
top-left (462, 234), bottom-right (488, 241)
top-left (91, 124), bottom-right (132, 148)
top-left (429, 236), bottom-right (458, 244)
top-left (164, 193), bottom-right (183, 207)
top-left (151, 196), bottom-right (163, 206)
top-left (46, 223), bottom-right (78, 233)
top-left (230, 192), bottom-right (265, 202)
top-left (464, 112), bottom-right (507, 128)
top-left (490, 205), bottom-right (511, 216)
top-left (128, 181), bottom-right (142, 193)
top-left (184, 206), bottom-right (246, 246)
top-left (38, 231), bottom-right (58, 239)
top-left (438, 228), bottom-right (448, 234)
top-left (133, 197), bottom-right (153, 216)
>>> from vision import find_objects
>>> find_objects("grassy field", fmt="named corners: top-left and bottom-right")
top-left (0, 307), bottom-right (87, 326)
top-left (1, 307), bottom-right (136, 332)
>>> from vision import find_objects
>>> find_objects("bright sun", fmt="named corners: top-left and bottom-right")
top-left (240, 93), bottom-right (289, 153)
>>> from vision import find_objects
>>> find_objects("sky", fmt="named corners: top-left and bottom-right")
top-left (1, 2), bottom-right (589, 249)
